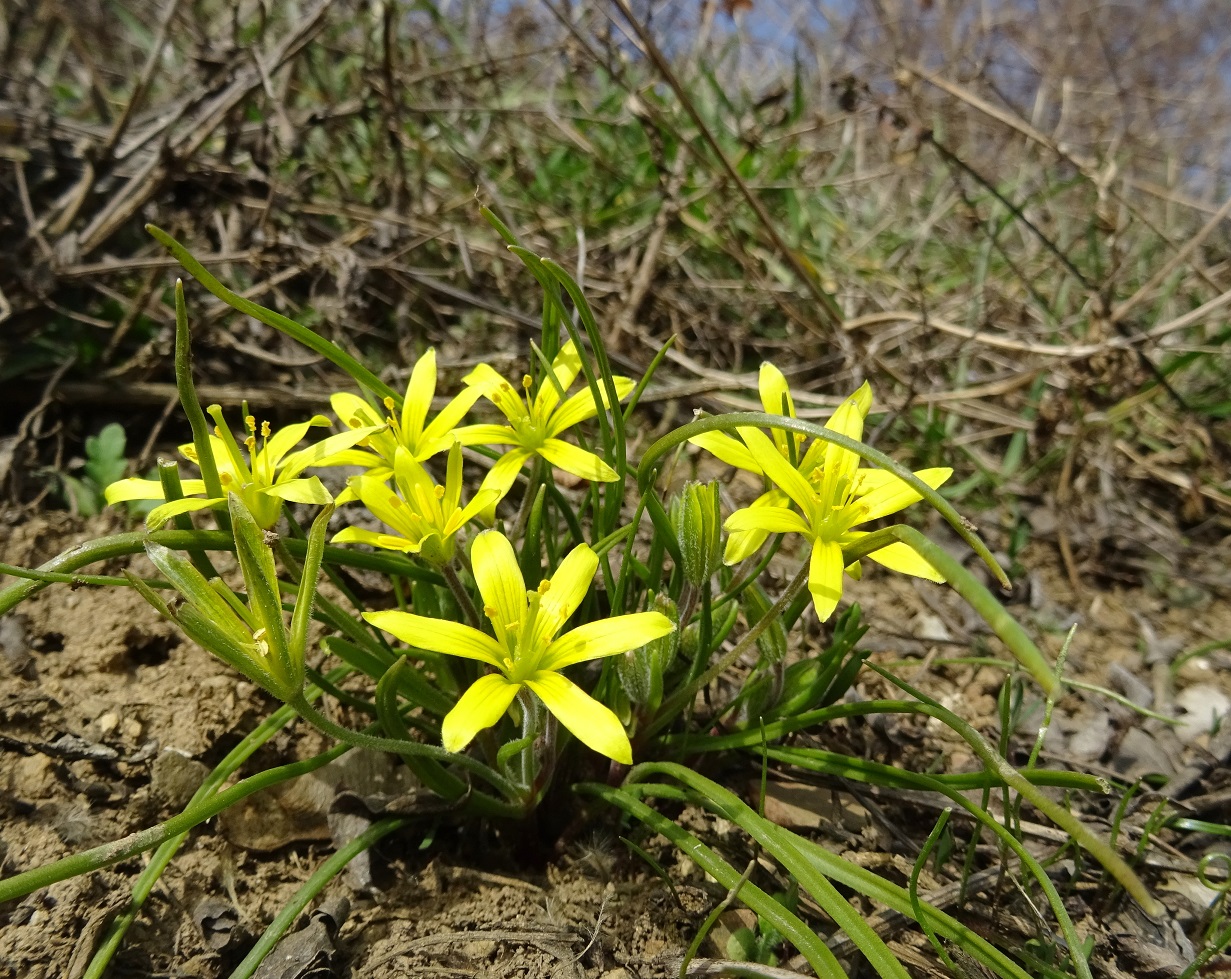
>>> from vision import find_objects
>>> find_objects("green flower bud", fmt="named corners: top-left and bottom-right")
top-left (616, 594), bottom-right (679, 709)
top-left (744, 582), bottom-right (787, 666)
top-left (132, 493), bottom-right (331, 703)
top-left (670, 481), bottom-right (723, 587)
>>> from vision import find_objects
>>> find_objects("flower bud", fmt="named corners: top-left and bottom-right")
top-left (616, 594), bottom-right (679, 710)
top-left (670, 481), bottom-right (723, 587)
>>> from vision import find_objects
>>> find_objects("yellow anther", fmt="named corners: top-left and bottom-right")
top-left (245, 435), bottom-right (257, 452)
top-left (388, 495), bottom-right (402, 508)
top-left (260, 420), bottom-right (271, 438)
top-left (522, 374), bottom-right (533, 390)
top-left (220, 472), bottom-right (233, 485)
top-left (506, 620), bottom-right (520, 632)
top-left (245, 414), bottom-right (256, 432)
top-left (483, 605), bottom-right (500, 620)
top-left (383, 396), bottom-right (395, 411)
top-left (537, 580), bottom-right (552, 595)
top-left (213, 425), bottom-right (221, 438)
top-left (349, 414), bottom-right (364, 428)
top-left (433, 485), bottom-right (445, 500)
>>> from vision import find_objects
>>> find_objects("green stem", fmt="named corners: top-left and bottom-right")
top-left (0, 744), bottom-right (350, 905)
top-left (148, 226), bottom-right (400, 405)
top-left (82, 676), bottom-right (347, 979)
top-left (869, 662), bottom-right (1164, 918)
top-left (0, 529), bottom-right (442, 617)
top-left (646, 562), bottom-right (810, 738)
top-left (440, 561), bottom-right (481, 629)
top-left (227, 817), bottom-right (408, 979)
top-left (288, 696), bottom-right (520, 811)
top-left (868, 526), bottom-right (1059, 697)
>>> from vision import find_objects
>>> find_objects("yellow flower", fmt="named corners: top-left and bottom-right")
top-left (105, 407), bottom-right (381, 529)
top-left (690, 362), bottom-right (823, 473)
top-left (460, 340), bottom-right (634, 506)
top-left (331, 442), bottom-right (498, 566)
top-left (691, 367), bottom-right (875, 566)
top-left (722, 406), bottom-right (952, 621)
top-left (319, 348), bottom-right (487, 498)
top-left (365, 530), bottom-right (674, 763)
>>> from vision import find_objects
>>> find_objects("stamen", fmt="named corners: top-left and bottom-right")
top-left (433, 485), bottom-right (445, 500)
top-left (483, 605), bottom-right (500, 620)
top-left (383, 397), bottom-right (395, 411)
top-left (388, 495), bottom-right (402, 508)
top-left (220, 472), bottom-right (233, 485)
top-left (260, 420), bottom-right (271, 438)
top-left (537, 580), bottom-right (551, 595)
top-left (245, 415), bottom-right (256, 433)
top-left (245, 435), bottom-right (257, 453)
top-left (213, 425), bottom-right (222, 438)
top-left (522, 374), bottom-right (533, 390)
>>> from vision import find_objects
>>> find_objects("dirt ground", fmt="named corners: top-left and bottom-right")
top-left (1, 505), bottom-right (1229, 978)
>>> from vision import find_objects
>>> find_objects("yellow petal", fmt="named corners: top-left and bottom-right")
top-left (535, 339), bottom-right (583, 419)
top-left (477, 448), bottom-right (533, 506)
top-left (538, 439), bottom-right (618, 482)
top-left (525, 670), bottom-right (632, 764)
top-left (465, 364), bottom-right (527, 424)
top-left (864, 541), bottom-right (945, 582)
top-left (104, 477), bottom-right (172, 504)
top-left (330, 392), bottom-right (382, 430)
top-left (723, 486), bottom-right (794, 564)
top-left (850, 468), bottom-right (899, 495)
top-left (856, 467), bottom-right (952, 523)
top-left (331, 526), bottom-right (421, 553)
top-left (145, 496), bottom-right (222, 528)
top-left (820, 385), bottom-right (872, 500)
top-left (759, 361), bottom-right (795, 458)
top-left (689, 431), bottom-right (761, 474)
top-left (724, 505), bottom-right (810, 536)
top-left (471, 530), bottom-right (527, 630)
top-left (453, 488), bottom-right (503, 529)
top-left (758, 361), bottom-right (794, 417)
top-left (278, 425), bottom-right (384, 481)
top-left (364, 611), bottom-right (505, 666)
top-left (351, 475), bottom-right (416, 538)
top-left (547, 377), bottom-right (635, 435)
top-left (453, 423), bottom-right (521, 447)
top-left (441, 674), bottom-right (520, 753)
top-left (262, 415), bottom-right (331, 470)
top-left (539, 611), bottom-right (674, 672)
top-left (737, 427), bottom-right (815, 514)
top-left (528, 542), bottom-right (598, 651)
top-left (264, 476), bottom-right (332, 505)
top-left (423, 385), bottom-right (487, 444)
top-left (724, 528), bottom-right (769, 564)
top-left (311, 447), bottom-right (384, 470)
top-left (808, 540), bottom-right (845, 622)
top-left (401, 348), bottom-right (437, 440)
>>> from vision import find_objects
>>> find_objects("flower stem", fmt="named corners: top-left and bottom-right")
top-left (440, 561), bottom-right (481, 629)
top-left (646, 561), bottom-right (811, 739)
top-left (288, 694), bottom-right (519, 810)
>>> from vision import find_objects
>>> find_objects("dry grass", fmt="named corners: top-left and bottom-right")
top-left (2, 0), bottom-right (1229, 584)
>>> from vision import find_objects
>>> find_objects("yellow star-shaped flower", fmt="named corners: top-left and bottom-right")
top-left (366, 530), bottom-right (674, 763)
top-left (723, 396), bottom-right (952, 621)
top-left (460, 341), bottom-right (634, 506)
